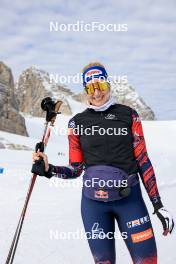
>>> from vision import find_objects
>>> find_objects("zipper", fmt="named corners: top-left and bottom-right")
top-left (100, 111), bottom-right (109, 162)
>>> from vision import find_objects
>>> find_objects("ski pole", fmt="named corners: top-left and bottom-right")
top-left (5, 173), bottom-right (38, 264)
top-left (5, 98), bottom-right (62, 264)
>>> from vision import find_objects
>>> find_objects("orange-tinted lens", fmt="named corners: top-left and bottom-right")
top-left (85, 81), bottom-right (109, 94)
top-left (85, 83), bottom-right (95, 94)
top-left (98, 81), bottom-right (109, 91)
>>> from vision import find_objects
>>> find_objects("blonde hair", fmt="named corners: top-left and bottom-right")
top-left (82, 62), bottom-right (106, 73)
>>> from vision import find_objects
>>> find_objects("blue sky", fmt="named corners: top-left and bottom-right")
top-left (0, 0), bottom-right (176, 119)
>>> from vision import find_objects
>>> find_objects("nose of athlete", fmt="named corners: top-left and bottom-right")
top-left (93, 88), bottom-right (101, 97)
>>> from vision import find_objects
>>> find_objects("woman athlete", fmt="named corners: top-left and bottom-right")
top-left (32, 62), bottom-right (174, 264)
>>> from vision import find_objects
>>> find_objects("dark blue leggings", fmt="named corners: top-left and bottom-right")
top-left (81, 183), bottom-right (157, 264)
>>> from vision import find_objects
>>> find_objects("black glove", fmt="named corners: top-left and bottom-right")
top-left (154, 206), bottom-right (175, 235)
top-left (31, 161), bottom-right (56, 179)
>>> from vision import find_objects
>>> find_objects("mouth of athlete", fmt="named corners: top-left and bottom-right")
top-left (93, 95), bottom-right (105, 101)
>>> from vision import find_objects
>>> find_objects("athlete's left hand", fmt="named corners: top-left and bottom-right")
top-left (155, 207), bottom-right (174, 236)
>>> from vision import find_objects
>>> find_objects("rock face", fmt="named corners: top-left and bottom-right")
top-left (15, 67), bottom-right (72, 117)
top-left (0, 62), bottom-right (28, 136)
top-left (73, 81), bottom-right (155, 120)
top-left (72, 92), bottom-right (87, 104)
top-left (0, 136), bottom-right (33, 150)
top-left (110, 81), bottom-right (155, 120)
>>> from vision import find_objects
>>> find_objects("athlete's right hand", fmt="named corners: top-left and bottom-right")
top-left (32, 152), bottom-right (49, 172)
top-left (31, 151), bottom-right (55, 179)
top-left (155, 207), bottom-right (175, 236)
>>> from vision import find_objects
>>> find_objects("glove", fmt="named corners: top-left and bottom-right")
top-left (154, 207), bottom-right (175, 235)
top-left (31, 161), bottom-right (56, 179)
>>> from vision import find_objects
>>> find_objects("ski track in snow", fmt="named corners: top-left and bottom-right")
top-left (0, 113), bottom-right (176, 263)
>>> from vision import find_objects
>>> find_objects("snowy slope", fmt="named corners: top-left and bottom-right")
top-left (0, 117), bottom-right (176, 264)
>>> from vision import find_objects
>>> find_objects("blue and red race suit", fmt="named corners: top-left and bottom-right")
top-left (49, 104), bottom-right (162, 264)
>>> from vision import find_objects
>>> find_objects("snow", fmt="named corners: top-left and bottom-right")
top-left (0, 117), bottom-right (176, 264)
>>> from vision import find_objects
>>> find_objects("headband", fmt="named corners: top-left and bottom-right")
top-left (82, 66), bottom-right (108, 87)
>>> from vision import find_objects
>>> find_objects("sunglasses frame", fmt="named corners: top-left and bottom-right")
top-left (84, 81), bottom-right (110, 95)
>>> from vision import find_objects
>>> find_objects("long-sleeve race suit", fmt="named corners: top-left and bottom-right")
top-left (51, 107), bottom-right (162, 209)
top-left (48, 105), bottom-right (161, 264)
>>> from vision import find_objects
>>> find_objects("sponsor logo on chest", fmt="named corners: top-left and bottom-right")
top-left (104, 114), bottom-right (116, 120)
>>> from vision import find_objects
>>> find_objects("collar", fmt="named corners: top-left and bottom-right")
top-left (87, 96), bottom-right (116, 112)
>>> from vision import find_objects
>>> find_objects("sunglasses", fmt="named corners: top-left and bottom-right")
top-left (84, 81), bottom-right (110, 95)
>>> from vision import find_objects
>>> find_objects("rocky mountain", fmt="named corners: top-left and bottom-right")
top-left (0, 135), bottom-right (33, 150)
top-left (15, 66), bottom-right (72, 117)
top-left (15, 66), bottom-right (155, 120)
top-left (110, 80), bottom-right (155, 120)
top-left (0, 62), bottom-right (28, 136)
top-left (73, 81), bottom-right (155, 120)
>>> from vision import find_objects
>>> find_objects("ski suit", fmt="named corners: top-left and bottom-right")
top-left (51, 104), bottom-right (162, 264)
